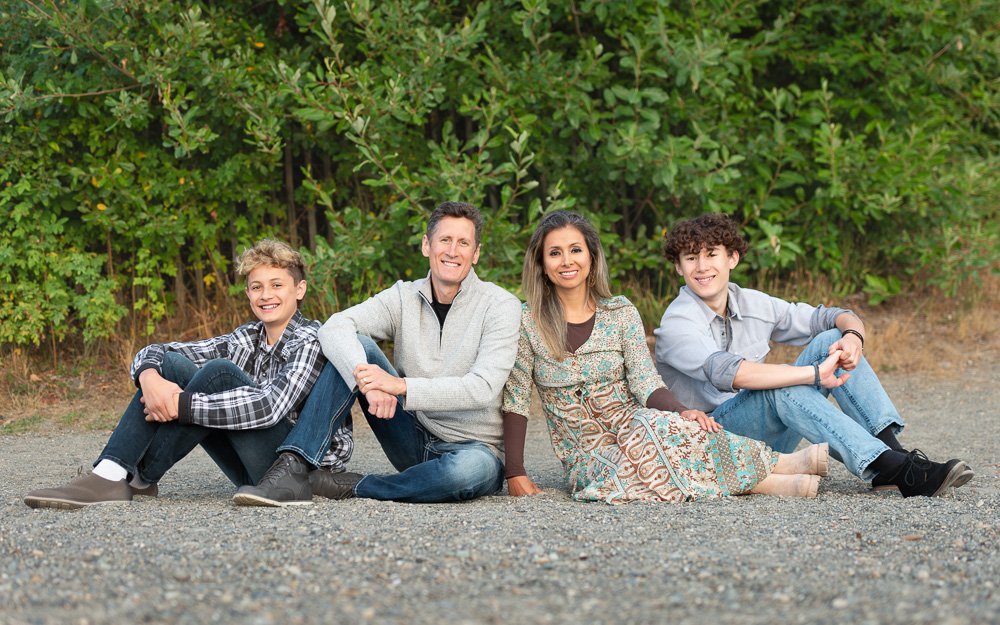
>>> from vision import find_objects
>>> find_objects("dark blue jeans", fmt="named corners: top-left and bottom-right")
top-left (98, 353), bottom-right (291, 487)
top-left (277, 335), bottom-right (503, 503)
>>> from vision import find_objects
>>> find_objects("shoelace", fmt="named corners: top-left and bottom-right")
top-left (257, 454), bottom-right (296, 486)
top-left (901, 449), bottom-right (933, 487)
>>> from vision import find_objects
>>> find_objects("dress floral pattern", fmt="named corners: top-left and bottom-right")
top-left (503, 296), bottom-right (777, 504)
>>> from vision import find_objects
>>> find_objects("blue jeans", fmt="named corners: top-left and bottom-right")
top-left (711, 329), bottom-right (904, 479)
top-left (278, 335), bottom-right (504, 503)
top-left (98, 353), bottom-right (292, 487)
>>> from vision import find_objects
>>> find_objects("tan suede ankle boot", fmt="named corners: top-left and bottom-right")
top-left (773, 443), bottom-right (829, 476)
top-left (751, 474), bottom-right (820, 498)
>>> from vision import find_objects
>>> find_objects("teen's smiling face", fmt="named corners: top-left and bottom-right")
top-left (543, 226), bottom-right (592, 296)
top-left (675, 244), bottom-right (739, 314)
top-left (245, 265), bottom-right (306, 342)
top-left (422, 216), bottom-right (480, 302)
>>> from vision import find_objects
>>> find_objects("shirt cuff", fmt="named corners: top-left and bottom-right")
top-left (132, 363), bottom-right (159, 388)
top-left (811, 305), bottom-right (853, 335)
top-left (703, 350), bottom-right (744, 393)
top-left (177, 392), bottom-right (194, 425)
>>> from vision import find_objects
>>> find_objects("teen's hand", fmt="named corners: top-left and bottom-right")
top-left (364, 388), bottom-right (398, 420)
top-left (355, 364), bottom-right (406, 396)
top-left (679, 409), bottom-right (723, 432)
top-left (818, 350), bottom-right (851, 389)
top-left (507, 475), bottom-right (542, 496)
top-left (829, 335), bottom-right (863, 371)
top-left (138, 369), bottom-right (182, 422)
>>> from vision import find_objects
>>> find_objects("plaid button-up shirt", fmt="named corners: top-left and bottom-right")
top-left (131, 310), bottom-right (353, 469)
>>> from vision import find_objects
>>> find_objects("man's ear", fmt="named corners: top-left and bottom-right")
top-left (421, 235), bottom-right (430, 258)
top-left (471, 244), bottom-right (481, 265)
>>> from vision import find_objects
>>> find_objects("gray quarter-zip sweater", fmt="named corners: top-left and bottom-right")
top-left (317, 269), bottom-right (521, 457)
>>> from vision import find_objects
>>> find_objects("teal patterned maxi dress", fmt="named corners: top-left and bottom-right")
top-left (503, 296), bottom-right (778, 504)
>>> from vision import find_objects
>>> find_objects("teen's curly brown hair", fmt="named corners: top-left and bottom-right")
top-left (663, 214), bottom-right (748, 262)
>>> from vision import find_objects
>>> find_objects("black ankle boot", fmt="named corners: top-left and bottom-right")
top-left (878, 449), bottom-right (971, 498)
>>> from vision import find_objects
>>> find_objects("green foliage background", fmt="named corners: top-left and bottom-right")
top-left (1, 0), bottom-right (997, 347)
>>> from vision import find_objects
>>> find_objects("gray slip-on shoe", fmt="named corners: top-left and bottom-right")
top-left (24, 472), bottom-right (132, 510)
top-left (131, 483), bottom-right (159, 498)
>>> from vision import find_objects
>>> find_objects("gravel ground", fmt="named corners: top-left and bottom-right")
top-left (1, 370), bottom-right (997, 625)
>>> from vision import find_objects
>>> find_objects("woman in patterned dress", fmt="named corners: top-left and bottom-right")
top-left (502, 212), bottom-right (828, 503)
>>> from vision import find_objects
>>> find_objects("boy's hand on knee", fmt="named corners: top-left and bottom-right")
top-left (829, 336), bottom-right (862, 371)
top-left (139, 372), bottom-right (183, 422)
top-left (818, 351), bottom-right (851, 389)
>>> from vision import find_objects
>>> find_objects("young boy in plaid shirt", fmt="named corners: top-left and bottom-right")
top-left (24, 239), bottom-right (352, 509)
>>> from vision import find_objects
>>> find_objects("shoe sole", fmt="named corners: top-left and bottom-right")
top-left (950, 466), bottom-right (974, 489)
top-left (232, 493), bottom-right (313, 507)
top-left (871, 484), bottom-right (899, 493)
top-left (805, 475), bottom-right (820, 498)
top-left (930, 461), bottom-right (972, 497)
top-left (24, 497), bottom-right (130, 511)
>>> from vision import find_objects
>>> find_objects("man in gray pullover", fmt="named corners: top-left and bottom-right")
top-left (234, 202), bottom-right (522, 505)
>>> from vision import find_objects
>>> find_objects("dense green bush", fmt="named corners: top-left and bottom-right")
top-left (1, 0), bottom-right (997, 348)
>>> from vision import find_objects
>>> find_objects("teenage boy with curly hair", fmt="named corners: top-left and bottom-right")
top-left (654, 214), bottom-right (972, 497)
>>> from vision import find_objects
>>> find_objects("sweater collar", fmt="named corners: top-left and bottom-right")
top-left (418, 267), bottom-right (481, 306)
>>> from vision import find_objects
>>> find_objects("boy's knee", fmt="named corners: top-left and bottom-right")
top-left (198, 358), bottom-right (240, 377)
top-left (811, 328), bottom-right (843, 351)
top-left (185, 359), bottom-right (248, 393)
top-left (159, 352), bottom-right (198, 384)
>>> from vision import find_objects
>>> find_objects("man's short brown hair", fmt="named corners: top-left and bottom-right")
top-left (426, 201), bottom-right (483, 245)
top-left (663, 213), bottom-right (748, 262)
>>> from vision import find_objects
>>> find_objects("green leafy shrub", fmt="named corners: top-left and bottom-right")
top-left (1, 0), bottom-right (996, 351)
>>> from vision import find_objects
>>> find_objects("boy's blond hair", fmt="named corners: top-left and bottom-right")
top-left (235, 239), bottom-right (306, 284)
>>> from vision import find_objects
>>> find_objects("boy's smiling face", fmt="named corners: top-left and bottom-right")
top-left (675, 244), bottom-right (740, 315)
top-left (245, 265), bottom-right (306, 336)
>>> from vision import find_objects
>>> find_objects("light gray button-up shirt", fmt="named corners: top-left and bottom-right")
top-left (653, 283), bottom-right (849, 412)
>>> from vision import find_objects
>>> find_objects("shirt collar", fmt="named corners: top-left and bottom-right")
top-left (679, 283), bottom-right (742, 324)
top-left (255, 309), bottom-right (306, 355)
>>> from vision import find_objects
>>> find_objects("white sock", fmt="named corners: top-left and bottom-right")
top-left (93, 459), bottom-right (128, 482)
top-left (130, 475), bottom-right (151, 490)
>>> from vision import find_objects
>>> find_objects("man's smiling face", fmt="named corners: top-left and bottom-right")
top-left (421, 215), bottom-right (480, 299)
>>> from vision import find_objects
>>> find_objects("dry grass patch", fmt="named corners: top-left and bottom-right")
top-left (2, 279), bottom-right (998, 434)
